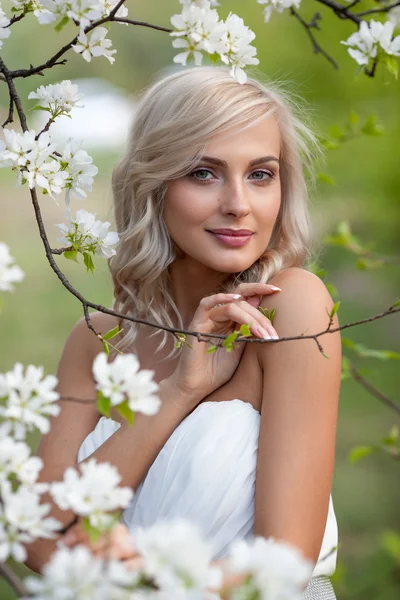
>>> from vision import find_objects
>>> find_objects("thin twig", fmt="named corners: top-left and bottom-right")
top-left (356, 0), bottom-right (400, 17)
top-left (290, 8), bottom-right (339, 70)
top-left (0, 562), bottom-right (28, 597)
top-left (349, 361), bottom-right (400, 416)
top-left (315, 0), bottom-right (361, 24)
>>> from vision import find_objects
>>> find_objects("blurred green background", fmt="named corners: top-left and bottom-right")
top-left (0, 0), bottom-right (399, 598)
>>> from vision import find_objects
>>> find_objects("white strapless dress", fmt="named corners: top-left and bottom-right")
top-left (77, 399), bottom-right (338, 596)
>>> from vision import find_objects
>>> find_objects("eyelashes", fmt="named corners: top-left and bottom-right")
top-left (188, 168), bottom-right (276, 184)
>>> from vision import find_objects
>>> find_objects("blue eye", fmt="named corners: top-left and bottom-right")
top-left (249, 170), bottom-right (273, 181)
top-left (191, 169), bottom-right (214, 181)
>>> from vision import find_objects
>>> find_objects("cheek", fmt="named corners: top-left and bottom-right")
top-left (164, 182), bottom-right (212, 230)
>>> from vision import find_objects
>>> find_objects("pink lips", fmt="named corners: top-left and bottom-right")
top-left (207, 230), bottom-right (253, 247)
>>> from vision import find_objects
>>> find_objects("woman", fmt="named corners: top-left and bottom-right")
top-left (26, 66), bottom-right (341, 599)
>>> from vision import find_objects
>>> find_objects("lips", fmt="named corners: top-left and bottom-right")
top-left (207, 229), bottom-right (253, 236)
top-left (206, 230), bottom-right (253, 247)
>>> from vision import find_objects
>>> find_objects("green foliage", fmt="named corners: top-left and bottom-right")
top-left (115, 399), bottom-right (135, 425)
top-left (96, 391), bottom-right (111, 418)
top-left (342, 338), bottom-right (400, 361)
top-left (258, 306), bottom-right (276, 324)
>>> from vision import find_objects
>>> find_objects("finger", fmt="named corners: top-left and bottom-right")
top-left (107, 525), bottom-right (138, 561)
top-left (237, 300), bottom-right (279, 339)
top-left (234, 282), bottom-right (281, 298)
top-left (198, 293), bottom-right (243, 313)
top-left (210, 303), bottom-right (272, 340)
top-left (62, 523), bottom-right (89, 547)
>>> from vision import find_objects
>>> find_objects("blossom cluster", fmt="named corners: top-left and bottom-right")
top-left (56, 208), bottom-right (119, 265)
top-left (341, 19), bottom-right (400, 67)
top-left (171, 0), bottom-right (259, 84)
top-left (257, 0), bottom-right (302, 23)
top-left (0, 127), bottom-right (97, 202)
top-left (92, 352), bottom-right (161, 416)
top-left (0, 242), bottom-right (25, 293)
top-left (50, 458), bottom-right (133, 531)
top-left (0, 362), bottom-right (60, 440)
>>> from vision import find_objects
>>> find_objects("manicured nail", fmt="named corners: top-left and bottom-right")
top-left (269, 285), bottom-right (281, 291)
top-left (231, 294), bottom-right (241, 299)
top-left (271, 334), bottom-right (279, 340)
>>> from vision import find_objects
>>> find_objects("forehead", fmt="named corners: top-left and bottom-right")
top-left (203, 115), bottom-right (281, 160)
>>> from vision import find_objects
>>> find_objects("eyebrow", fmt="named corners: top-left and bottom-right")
top-left (199, 155), bottom-right (280, 168)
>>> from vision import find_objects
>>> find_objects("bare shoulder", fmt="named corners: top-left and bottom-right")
top-left (258, 266), bottom-right (339, 340)
top-left (67, 311), bottom-right (122, 362)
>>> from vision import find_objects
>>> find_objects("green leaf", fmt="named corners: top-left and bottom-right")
top-left (63, 250), bottom-right (79, 263)
top-left (103, 341), bottom-right (110, 356)
top-left (96, 391), bottom-right (111, 418)
top-left (328, 124), bottom-right (345, 140)
top-left (239, 323), bottom-right (252, 337)
top-left (317, 172), bottom-right (335, 186)
top-left (380, 530), bottom-right (400, 561)
top-left (348, 445), bottom-right (376, 464)
top-left (258, 306), bottom-right (276, 323)
top-left (393, 299), bottom-right (400, 308)
top-left (102, 325), bottom-right (122, 341)
top-left (330, 301), bottom-right (340, 318)
top-left (29, 105), bottom-right (51, 113)
top-left (115, 399), bottom-right (135, 425)
top-left (361, 115), bottom-right (384, 136)
top-left (382, 425), bottom-right (399, 446)
top-left (82, 517), bottom-right (102, 545)
top-left (384, 55), bottom-right (399, 80)
top-left (83, 252), bottom-right (95, 274)
top-left (320, 138), bottom-right (340, 151)
top-left (55, 16), bottom-right (70, 32)
top-left (223, 330), bottom-right (239, 352)
top-left (206, 345), bottom-right (217, 354)
top-left (341, 356), bottom-right (351, 380)
top-left (348, 110), bottom-right (359, 127)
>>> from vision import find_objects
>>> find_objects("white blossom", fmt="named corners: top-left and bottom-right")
top-left (0, 363), bottom-right (60, 440)
top-left (28, 80), bottom-right (85, 114)
top-left (57, 138), bottom-right (98, 204)
top-left (135, 519), bottom-right (222, 595)
top-left (171, 3), bottom-right (258, 83)
top-left (72, 27), bottom-right (117, 64)
top-left (228, 536), bottom-right (313, 600)
top-left (0, 481), bottom-right (61, 562)
top-left (0, 242), bottom-right (25, 292)
top-left (341, 20), bottom-right (400, 66)
top-left (56, 209), bottom-right (119, 258)
top-left (218, 13), bottom-right (259, 84)
top-left (50, 458), bottom-right (133, 530)
top-left (388, 6), bottom-right (400, 29)
top-left (257, 0), bottom-right (301, 23)
top-left (0, 436), bottom-right (43, 487)
top-left (0, 6), bottom-right (10, 49)
top-left (92, 352), bottom-right (161, 415)
top-left (25, 544), bottom-right (140, 599)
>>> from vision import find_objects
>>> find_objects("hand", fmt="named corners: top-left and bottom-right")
top-left (167, 282), bottom-right (281, 405)
top-left (61, 520), bottom-right (142, 569)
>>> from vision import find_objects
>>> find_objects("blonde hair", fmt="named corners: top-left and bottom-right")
top-left (109, 66), bottom-right (323, 360)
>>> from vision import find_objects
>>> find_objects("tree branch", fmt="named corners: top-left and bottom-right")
top-left (356, 0), bottom-right (400, 17)
top-left (348, 361), bottom-right (400, 416)
top-left (290, 8), bottom-right (339, 70)
top-left (0, 562), bottom-right (28, 597)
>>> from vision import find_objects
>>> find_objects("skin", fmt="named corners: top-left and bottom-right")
top-left (163, 115), bottom-right (282, 329)
top-left (27, 115), bottom-right (341, 595)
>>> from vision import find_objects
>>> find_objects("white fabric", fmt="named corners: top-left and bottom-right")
top-left (77, 399), bottom-right (338, 578)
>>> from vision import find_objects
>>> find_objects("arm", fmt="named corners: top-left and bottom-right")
top-left (24, 313), bottom-right (193, 573)
top-left (254, 267), bottom-right (341, 569)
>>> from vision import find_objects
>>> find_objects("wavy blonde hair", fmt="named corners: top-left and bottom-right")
top-left (109, 66), bottom-right (323, 360)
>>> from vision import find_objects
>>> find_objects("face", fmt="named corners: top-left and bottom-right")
top-left (163, 115), bottom-right (282, 274)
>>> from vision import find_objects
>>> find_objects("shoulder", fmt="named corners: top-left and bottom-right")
top-left (65, 311), bottom-right (121, 361)
top-left (258, 266), bottom-right (339, 340)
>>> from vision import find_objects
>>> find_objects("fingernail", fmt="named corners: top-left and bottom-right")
top-left (260, 326), bottom-right (271, 339)
top-left (271, 334), bottom-right (279, 340)
top-left (231, 294), bottom-right (241, 299)
top-left (269, 285), bottom-right (281, 291)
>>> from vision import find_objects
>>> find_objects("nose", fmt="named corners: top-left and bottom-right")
top-left (219, 177), bottom-right (251, 218)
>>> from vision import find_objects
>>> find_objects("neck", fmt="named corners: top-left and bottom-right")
top-left (168, 258), bottom-right (231, 329)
